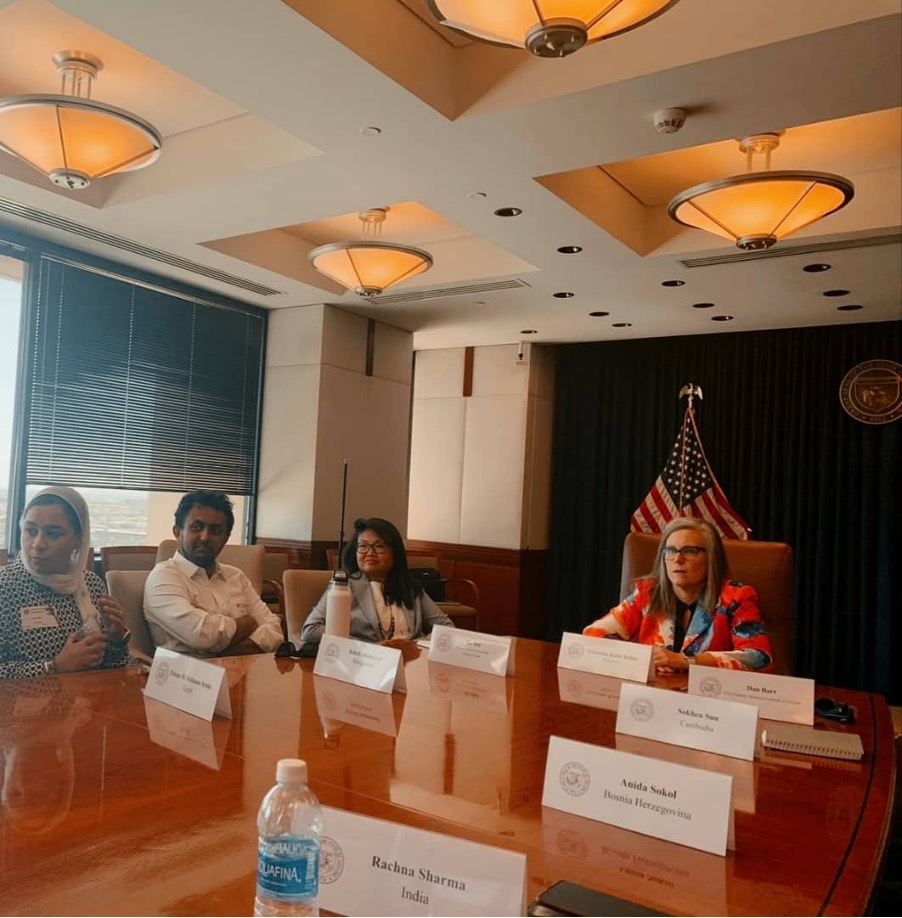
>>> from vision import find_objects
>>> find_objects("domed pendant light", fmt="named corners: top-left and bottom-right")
top-left (425, 0), bottom-right (682, 58)
top-left (0, 51), bottom-right (162, 191)
top-left (308, 208), bottom-right (433, 297)
top-left (668, 133), bottom-right (854, 251)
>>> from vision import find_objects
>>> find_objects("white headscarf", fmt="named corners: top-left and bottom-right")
top-left (19, 486), bottom-right (100, 630)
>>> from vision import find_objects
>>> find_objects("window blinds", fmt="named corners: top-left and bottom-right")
top-left (25, 256), bottom-right (264, 494)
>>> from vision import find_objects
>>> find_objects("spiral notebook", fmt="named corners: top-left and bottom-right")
top-left (761, 724), bottom-right (864, 761)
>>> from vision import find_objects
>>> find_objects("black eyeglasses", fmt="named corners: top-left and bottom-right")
top-left (663, 546), bottom-right (707, 559)
top-left (815, 697), bottom-right (856, 724)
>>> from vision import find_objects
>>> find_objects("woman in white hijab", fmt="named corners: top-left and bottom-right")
top-left (0, 486), bottom-right (129, 679)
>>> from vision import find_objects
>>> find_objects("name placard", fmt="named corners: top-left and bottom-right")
top-left (616, 683), bottom-right (757, 761)
top-left (557, 668), bottom-right (624, 712)
top-left (314, 635), bottom-right (406, 694)
top-left (143, 648), bottom-right (231, 721)
top-left (687, 667), bottom-right (815, 725)
top-left (318, 806), bottom-right (526, 916)
top-left (428, 661), bottom-right (512, 711)
top-left (143, 695), bottom-right (231, 769)
top-left (428, 624), bottom-right (514, 677)
top-left (558, 632), bottom-right (654, 683)
top-left (542, 736), bottom-right (733, 856)
top-left (313, 674), bottom-right (401, 737)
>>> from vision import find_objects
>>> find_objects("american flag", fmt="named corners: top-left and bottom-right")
top-left (630, 408), bottom-right (750, 540)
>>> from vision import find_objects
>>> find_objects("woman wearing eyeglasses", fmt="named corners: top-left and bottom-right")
top-left (583, 518), bottom-right (773, 672)
top-left (301, 517), bottom-right (454, 645)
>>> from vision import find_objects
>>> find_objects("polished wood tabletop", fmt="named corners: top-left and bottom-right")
top-left (0, 639), bottom-right (894, 916)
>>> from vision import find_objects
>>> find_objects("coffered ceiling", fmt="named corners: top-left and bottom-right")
top-left (0, 0), bottom-right (899, 349)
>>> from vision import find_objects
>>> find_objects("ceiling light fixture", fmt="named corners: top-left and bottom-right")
top-left (426, 1), bottom-right (681, 58)
top-left (668, 133), bottom-right (854, 251)
top-left (0, 50), bottom-right (161, 190)
top-left (308, 208), bottom-right (433, 297)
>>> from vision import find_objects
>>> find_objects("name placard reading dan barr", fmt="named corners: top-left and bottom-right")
top-left (317, 806), bottom-right (525, 917)
top-left (543, 735), bottom-right (733, 856)
top-left (687, 667), bottom-right (815, 725)
top-left (617, 683), bottom-right (758, 761)
top-left (314, 635), bottom-right (406, 694)
top-left (557, 632), bottom-right (654, 683)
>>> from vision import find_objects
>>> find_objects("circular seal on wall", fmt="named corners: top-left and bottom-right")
top-left (630, 697), bottom-right (655, 722)
top-left (567, 643), bottom-right (585, 659)
top-left (435, 631), bottom-right (453, 653)
top-left (319, 836), bottom-right (345, 884)
top-left (154, 661), bottom-right (171, 686)
top-left (698, 676), bottom-right (722, 697)
top-left (324, 642), bottom-right (341, 662)
top-left (559, 761), bottom-right (590, 797)
top-left (839, 359), bottom-right (902, 425)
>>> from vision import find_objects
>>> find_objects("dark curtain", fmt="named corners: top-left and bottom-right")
top-left (547, 321), bottom-right (901, 703)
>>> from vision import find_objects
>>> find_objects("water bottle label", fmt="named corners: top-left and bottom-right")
top-left (257, 837), bottom-right (320, 902)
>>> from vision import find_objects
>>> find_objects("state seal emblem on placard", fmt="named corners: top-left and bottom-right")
top-left (559, 761), bottom-right (590, 797)
top-left (567, 642), bottom-right (585, 658)
top-left (324, 642), bottom-right (340, 662)
top-left (839, 359), bottom-right (902, 425)
top-left (698, 676), bottom-right (723, 697)
top-left (630, 697), bottom-right (655, 722)
top-left (435, 631), bottom-right (453, 652)
top-left (155, 661), bottom-right (170, 685)
top-left (319, 836), bottom-right (345, 884)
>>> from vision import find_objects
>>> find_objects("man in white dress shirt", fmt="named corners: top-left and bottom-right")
top-left (143, 491), bottom-right (283, 656)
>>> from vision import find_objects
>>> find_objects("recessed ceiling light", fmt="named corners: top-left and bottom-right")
top-left (823, 289), bottom-right (850, 297)
top-left (589, 311), bottom-right (610, 317)
top-left (494, 206), bottom-right (522, 217)
top-left (803, 263), bottom-right (831, 272)
top-left (467, 191), bottom-right (487, 199)
top-left (557, 245), bottom-right (583, 254)
top-left (711, 315), bottom-right (734, 322)
top-left (359, 126), bottom-right (382, 136)
top-left (520, 329), bottom-right (538, 334)
top-left (661, 279), bottom-right (685, 287)
top-left (692, 302), bottom-right (715, 309)
top-left (553, 291), bottom-right (575, 298)
top-left (613, 322), bottom-right (632, 328)
top-left (837, 304), bottom-right (863, 312)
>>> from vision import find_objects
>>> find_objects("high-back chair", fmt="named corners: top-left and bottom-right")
top-left (620, 531), bottom-right (795, 675)
top-left (101, 545), bottom-right (158, 574)
top-left (105, 570), bottom-right (156, 662)
top-left (283, 570), bottom-right (333, 637)
top-left (156, 539), bottom-right (284, 618)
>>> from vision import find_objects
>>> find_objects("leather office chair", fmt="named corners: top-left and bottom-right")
top-left (105, 570), bottom-right (156, 662)
top-left (620, 531), bottom-right (795, 675)
top-left (155, 539), bottom-right (284, 619)
top-left (101, 545), bottom-right (158, 574)
top-left (283, 569), bottom-right (333, 636)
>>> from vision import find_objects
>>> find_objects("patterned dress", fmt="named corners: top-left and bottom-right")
top-left (583, 578), bottom-right (773, 672)
top-left (0, 557), bottom-right (129, 679)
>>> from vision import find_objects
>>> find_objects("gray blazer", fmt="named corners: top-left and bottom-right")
top-left (301, 575), bottom-right (454, 644)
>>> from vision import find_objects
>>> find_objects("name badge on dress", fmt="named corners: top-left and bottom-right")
top-left (19, 605), bottom-right (60, 629)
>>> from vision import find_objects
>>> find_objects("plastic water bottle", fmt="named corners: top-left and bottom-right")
top-left (324, 570), bottom-right (351, 637)
top-left (254, 759), bottom-right (323, 917)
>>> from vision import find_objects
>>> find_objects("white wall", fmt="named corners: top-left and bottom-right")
top-left (408, 344), bottom-right (554, 550)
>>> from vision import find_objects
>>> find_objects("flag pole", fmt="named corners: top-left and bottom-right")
top-left (677, 384), bottom-right (703, 513)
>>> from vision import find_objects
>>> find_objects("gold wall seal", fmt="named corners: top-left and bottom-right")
top-left (839, 359), bottom-right (902, 425)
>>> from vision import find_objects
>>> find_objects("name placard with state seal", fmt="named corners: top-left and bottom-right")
top-left (688, 667), bottom-right (815, 725)
top-left (557, 632), bottom-right (654, 682)
top-left (616, 683), bottom-right (758, 761)
top-left (542, 735), bottom-right (734, 856)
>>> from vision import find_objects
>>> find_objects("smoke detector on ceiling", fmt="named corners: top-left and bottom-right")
top-left (654, 107), bottom-right (686, 134)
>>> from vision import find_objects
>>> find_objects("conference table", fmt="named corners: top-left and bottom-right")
top-left (0, 639), bottom-right (894, 916)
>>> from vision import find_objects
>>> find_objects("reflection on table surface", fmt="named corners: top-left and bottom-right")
top-left (0, 638), bottom-right (893, 916)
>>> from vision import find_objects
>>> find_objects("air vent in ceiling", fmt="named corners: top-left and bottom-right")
top-left (364, 277), bottom-right (530, 305)
top-left (0, 196), bottom-right (283, 297)
top-left (679, 232), bottom-right (901, 268)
